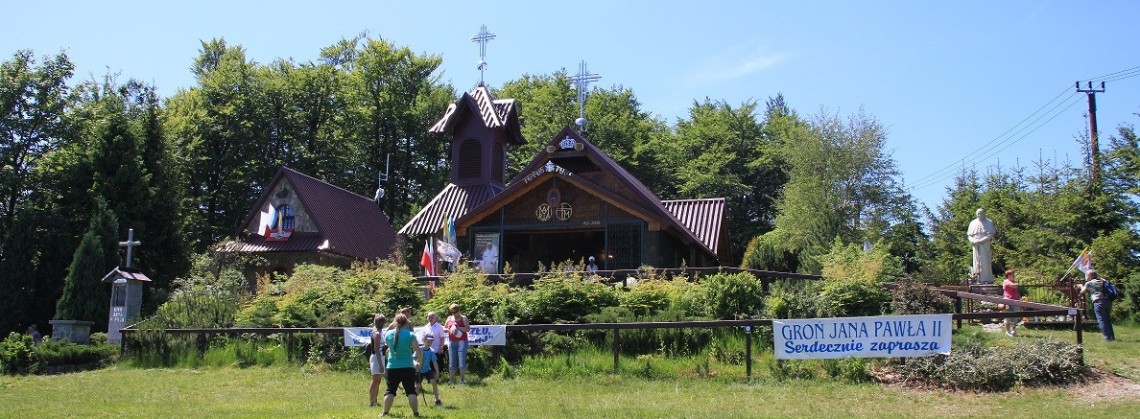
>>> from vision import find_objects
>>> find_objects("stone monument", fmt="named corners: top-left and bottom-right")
top-left (102, 228), bottom-right (150, 344)
top-left (967, 208), bottom-right (996, 285)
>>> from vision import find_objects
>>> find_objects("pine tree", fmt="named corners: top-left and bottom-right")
top-left (54, 198), bottom-right (118, 330)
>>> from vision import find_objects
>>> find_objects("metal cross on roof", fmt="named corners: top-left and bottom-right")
top-left (471, 24), bottom-right (496, 86)
top-left (568, 60), bottom-right (601, 129)
top-left (118, 228), bottom-right (141, 269)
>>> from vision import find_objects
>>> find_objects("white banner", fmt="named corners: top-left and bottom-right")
top-left (344, 327), bottom-right (373, 347)
top-left (467, 325), bottom-right (507, 346)
top-left (773, 314), bottom-right (952, 360)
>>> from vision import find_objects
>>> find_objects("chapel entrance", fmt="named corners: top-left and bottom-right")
top-left (499, 222), bottom-right (643, 272)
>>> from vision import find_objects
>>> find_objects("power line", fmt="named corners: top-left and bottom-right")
top-left (1088, 65), bottom-right (1140, 81)
top-left (908, 85), bottom-right (1073, 186)
top-left (908, 94), bottom-right (1084, 192)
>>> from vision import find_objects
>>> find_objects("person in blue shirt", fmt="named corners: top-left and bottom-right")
top-left (382, 314), bottom-right (424, 417)
top-left (416, 334), bottom-right (442, 406)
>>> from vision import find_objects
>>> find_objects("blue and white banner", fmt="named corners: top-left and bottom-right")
top-left (773, 314), bottom-right (952, 360)
top-left (344, 327), bottom-right (373, 347)
top-left (468, 325), bottom-right (507, 346)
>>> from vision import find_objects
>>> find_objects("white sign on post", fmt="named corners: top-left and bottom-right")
top-left (773, 314), bottom-right (953, 360)
top-left (467, 325), bottom-right (507, 346)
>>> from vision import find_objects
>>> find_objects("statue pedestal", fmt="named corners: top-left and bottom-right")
top-left (49, 320), bottom-right (95, 344)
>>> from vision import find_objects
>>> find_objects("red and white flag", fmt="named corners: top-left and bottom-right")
top-left (420, 240), bottom-right (435, 276)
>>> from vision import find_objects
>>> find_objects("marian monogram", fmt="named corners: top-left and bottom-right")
top-left (536, 202), bottom-right (573, 222)
top-left (536, 203), bottom-right (552, 222)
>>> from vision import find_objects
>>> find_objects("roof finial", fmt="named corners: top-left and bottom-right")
top-left (568, 60), bottom-right (601, 129)
top-left (471, 24), bottom-right (496, 86)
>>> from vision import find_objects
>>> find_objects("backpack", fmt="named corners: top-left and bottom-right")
top-left (1103, 279), bottom-right (1121, 301)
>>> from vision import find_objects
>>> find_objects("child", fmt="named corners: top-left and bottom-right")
top-left (417, 334), bottom-right (442, 406)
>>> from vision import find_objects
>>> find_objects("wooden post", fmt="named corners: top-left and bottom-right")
top-left (197, 332), bottom-right (207, 356)
top-left (119, 329), bottom-right (128, 357)
top-left (286, 333), bottom-right (294, 362)
top-left (612, 328), bottom-right (620, 373)
top-left (1075, 309), bottom-right (1084, 365)
top-left (744, 325), bottom-right (753, 381)
top-left (954, 297), bottom-right (963, 330)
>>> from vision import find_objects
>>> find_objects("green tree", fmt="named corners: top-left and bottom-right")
top-left (55, 199), bottom-right (118, 329)
top-left (0, 50), bottom-right (75, 335)
top-left (166, 39), bottom-right (266, 247)
top-left (757, 108), bottom-right (907, 273)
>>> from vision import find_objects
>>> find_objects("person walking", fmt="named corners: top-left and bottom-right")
top-left (382, 314), bottom-right (424, 417)
top-left (1001, 269), bottom-right (1020, 337)
top-left (444, 303), bottom-right (470, 385)
top-left (1077, 270), bottom-right (1115, 341)
top-left (368, 314), bottom-right (387, 407)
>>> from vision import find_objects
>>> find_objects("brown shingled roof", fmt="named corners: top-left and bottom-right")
top-left (232, 167), bottom-right (397, 261)
top-left (429, 86), bottom-right (525, 145)
top-left (458, 128), bottom-right (721, 261)
top-left (398, 183), bottom-right (503, 236)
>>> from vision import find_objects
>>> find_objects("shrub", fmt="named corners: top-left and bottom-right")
top-left (820, 239), bottom-right (903, 283)
top-left (136, 254), bottom-right (248, 329)
top-left (1, 332), bottom-right (37, 375)
top-left (703, 272), bottom-right (765, 319)
top-left (33, 338), bottom-right (117, 367)
top-left (423, 269), bottom-right (518, 325)
top-left (765, 280), bottom-right (825, 319)
top-left (741, 232), bottom-right (799, 272)
top-left (890, 277), bottom-right (953, 314)
top-left (619, 281), bottom-right (671, 316)
top-left (237, 262), bottom-right (423, 328)
top-left (819, 277), bottom-right (890, 317)
top-left (892, 337), bottom-right (1089, 391)
top-left (522, 274), bottom-right (619, 324)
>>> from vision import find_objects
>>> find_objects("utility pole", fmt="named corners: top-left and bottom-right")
top-left (1076, 81), bottom-right (1106, 186)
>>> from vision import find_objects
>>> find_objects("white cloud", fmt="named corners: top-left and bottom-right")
top-left (691, 47), bottom-right (788, 84)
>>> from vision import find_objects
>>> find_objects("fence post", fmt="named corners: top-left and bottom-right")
top-left (286, 332), bottom-right (294, 362)
top-left (1074, 309), bottom-right (1084, 365)
top-left (954, 297), bottom-right (963, 330)
top-left (120, 330), bottom-right (128, 357)
top-left (744, 325), bottom-right (752, 381)
top-left (197, 332), bottom-right (207, 357)
top-left (612, 328), bottom-right (620, 373)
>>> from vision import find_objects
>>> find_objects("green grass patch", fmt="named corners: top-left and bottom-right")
top-left (1, 366), bottom-right (1138, 418)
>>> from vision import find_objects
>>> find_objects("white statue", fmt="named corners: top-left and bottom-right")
top-left (967, 208), bottom-right (996, 284)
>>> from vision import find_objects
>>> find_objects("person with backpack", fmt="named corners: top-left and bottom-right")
top-left (368, 314), bottom-right (387, 407)
top-left (1077, 270), bottom-right (1116, 341)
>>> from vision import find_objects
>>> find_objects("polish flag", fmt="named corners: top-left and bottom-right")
top-left (420, 240), bottom-right (435, 276)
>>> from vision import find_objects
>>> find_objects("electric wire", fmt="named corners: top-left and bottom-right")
top-left (907, 85), bottom-right (1073, 187)
top-left (908, 93), bottom-right (1084, 192)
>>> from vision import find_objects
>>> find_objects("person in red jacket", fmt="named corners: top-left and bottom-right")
top-left (444, 303), bottom-right (470, 385)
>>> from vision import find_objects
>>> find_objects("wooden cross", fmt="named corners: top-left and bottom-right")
top-left (118, 228), bottom-right (141, 269)
top-left (471, 24), bottom-right (496, 85)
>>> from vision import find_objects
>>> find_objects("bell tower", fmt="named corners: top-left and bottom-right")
top-left (428, 24), bottom-right (524, 187)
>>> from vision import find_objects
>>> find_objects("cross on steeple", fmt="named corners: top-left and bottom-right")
top-left (471, 24), bottom-right (496, 86)
top-left (568, 60), bottom-right (601, 129)
top-left (118, 228), bottom-right (142, 269)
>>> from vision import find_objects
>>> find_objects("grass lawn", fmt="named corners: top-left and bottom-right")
top-left (2, 324), bottom-right (1137, 418)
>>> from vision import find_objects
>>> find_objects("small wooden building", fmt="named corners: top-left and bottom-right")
top-left (225, 166), bottom-right (398, 277)
top-left (400, 87), bottom-right (726, 272)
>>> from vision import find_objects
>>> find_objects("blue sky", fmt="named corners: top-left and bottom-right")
top-left (5, 1), bottom-right (1138, 211)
